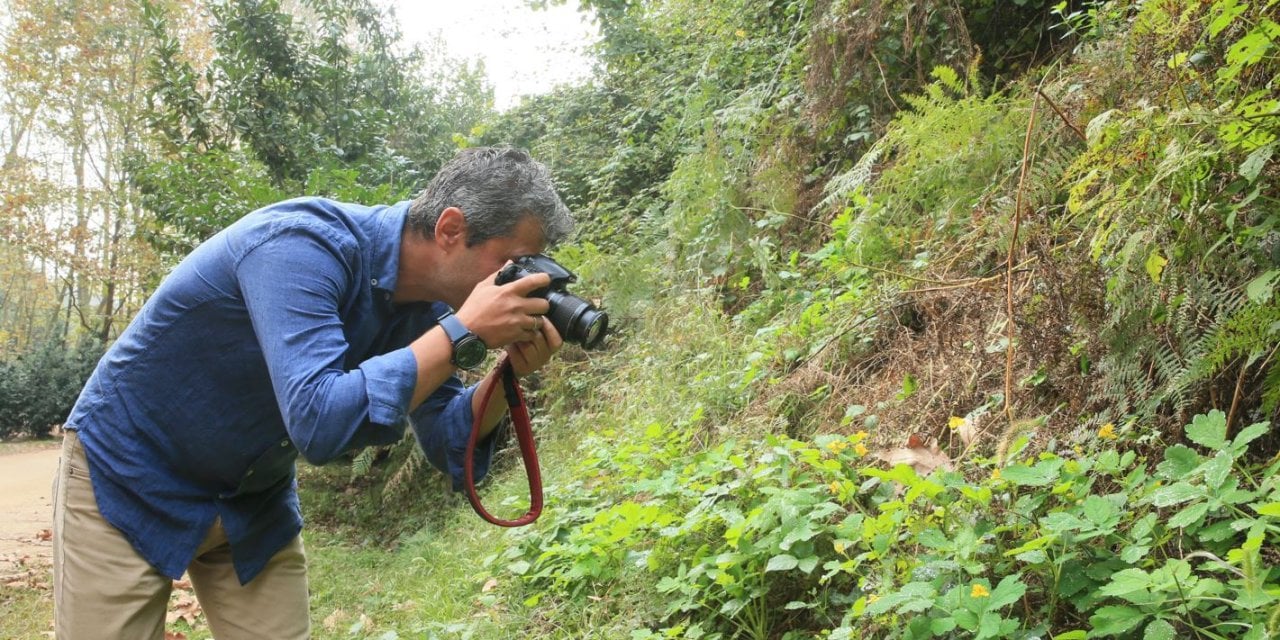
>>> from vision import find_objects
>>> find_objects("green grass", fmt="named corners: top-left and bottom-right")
top-left (0, 584), bottom-right (51, 639)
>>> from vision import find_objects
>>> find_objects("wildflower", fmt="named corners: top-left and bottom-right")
top-left (868, 594), bottom-right (880, 603)
top-left (855, 443), bottom-right (869, 457)
top-left (834, 541), bottom-right (846, 555)
top-left (990, 468), bottom-right (1002, 481)
top-left (971, 584), bottom-right (990, 598)
top-left (826, 440), bottom-right (849, 454)
top-left (854, 430), bottom-right (869, 441)
top-left (948, 416), bottom-right (967, 430)
top-left (828, 481), bottom-right (841, 495)
top-left (1098, 423), bottom-right (1117, 440)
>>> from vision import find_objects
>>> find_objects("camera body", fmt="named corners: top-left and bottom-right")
top-left (496, 255), bottom-right (608, 349)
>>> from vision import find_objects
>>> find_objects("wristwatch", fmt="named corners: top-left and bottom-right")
top-left (438, 313), bottom-right (487, 370)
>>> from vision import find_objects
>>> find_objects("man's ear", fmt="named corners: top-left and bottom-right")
top-left (433, 207), bottom-right (467, 250)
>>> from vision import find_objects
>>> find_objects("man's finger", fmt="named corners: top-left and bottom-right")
top-left (503, 272), bottom-right (553, 295)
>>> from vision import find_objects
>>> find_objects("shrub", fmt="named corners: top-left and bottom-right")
top-left (0, 338), bottom-right (102, 440)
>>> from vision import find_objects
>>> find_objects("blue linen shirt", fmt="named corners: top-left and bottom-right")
top-left (65, 197), bottom-right (501, 584)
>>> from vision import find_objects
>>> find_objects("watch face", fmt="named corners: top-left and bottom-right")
top-left (455, 337), bottom-right (487, 369)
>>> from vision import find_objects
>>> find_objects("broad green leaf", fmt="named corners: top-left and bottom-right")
top-left (1156, 445), bottom-right (1201, 479)
top-left (1143, 619), bottom-right (1176, 640)
top-left (1088, 605), bottom-right (1147, 636)
top-left (1168, 502), bottom-right (1210, 529)
top-left (1255, 503), bottom-right (1280, 517)
top-left (1145, 251), bottom-right (1168, 283)
top-left (1239, 144), bottom-right (1275, 183)
top-left (1147, 482), bottom-right (1201, 507)
top-left (1231, 421), bottom-right (1272, 451)
top-left (1202, 451), bottom-right (1234, 490)
top-left (988, 575), bottom-right (1027, 609)
top-left (1099, 568), bottom-right (1151, 601)
top-left (766, 554), bottom-right (799, 572)
top-left (1185, 411), bottom-right (1228, 450)
top-left (865, 582), bottom-right (935, 615)
top-left (1053, 632), bottom-right (1087, 640)
top-left (1082, 496), bottom-right (1118, 527)
top-left (1002, 463), bottom-right (1054, 486)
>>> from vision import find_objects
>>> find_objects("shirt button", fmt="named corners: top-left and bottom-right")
top-left (280, 439), bottom-right (290, 447)
top-left (371, 278), bottom-right (378, 287)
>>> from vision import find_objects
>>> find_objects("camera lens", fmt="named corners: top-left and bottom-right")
top-left (545, 291), bottom-right (609, 349)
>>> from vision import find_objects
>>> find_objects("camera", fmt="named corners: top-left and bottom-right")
top-left (496, 254), bottom-right (609, 349)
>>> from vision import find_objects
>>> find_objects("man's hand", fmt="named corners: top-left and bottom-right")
top-left (454, 266), bottom-right (553, 349)
top-left (506, 315), bottom-right (563, 377)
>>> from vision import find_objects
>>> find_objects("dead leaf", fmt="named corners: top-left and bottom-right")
top-left (949, 415), bottom-right (978, 447)
top-left (481, 578), bottom-right (499, 593)
top-left (322, 608), bottom-right (348, 632)
top-left (165, 591), bottom-right (203, 626)
top-left (875, 435), bottom-right (955, 476)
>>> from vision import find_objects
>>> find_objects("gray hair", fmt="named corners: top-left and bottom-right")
top-left (407, 146), bottom-right (574, 247)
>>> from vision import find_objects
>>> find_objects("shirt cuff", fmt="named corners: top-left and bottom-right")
top-left (359, 346), bottom-right (418, 427)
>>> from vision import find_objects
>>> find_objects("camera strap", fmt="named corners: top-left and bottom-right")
top-left (463, 356), bottom-right (543, 527)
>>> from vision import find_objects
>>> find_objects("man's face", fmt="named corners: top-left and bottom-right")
top-left (439, 215), bottom-right (547, 309)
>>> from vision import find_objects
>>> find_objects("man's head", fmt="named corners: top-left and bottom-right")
top-left (406, 146), bottom-right (573, 247)
top-left (396, 147), bottom-right (573, 308)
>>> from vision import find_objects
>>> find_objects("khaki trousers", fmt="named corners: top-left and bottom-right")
top-left (52, 431), bottom-right (311, 639)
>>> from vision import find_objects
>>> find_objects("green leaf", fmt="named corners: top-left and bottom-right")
top-left (1002, 463), bottom-right (1055, 486)
top-left (1143, 619), bottom-right (1177, 640)
top-left (1053, 632), bottom-right (1088, 640)
top-left (1082, 496), bottom-right (1119, 527)
top-left (1147, 482), bottom-right (1201, 507)
top-left (1088, 605), bottom-right (1147, 636)
top-left (1145, 251), bottom-right (1168, 283)
top-left (1099, 568), bottom-right (1151, 601)
top-left (1231, 421), bottom-right (1271, 451)
top-left (1167, 502), bottom-right (1209, 529)
top-left (1254, 502), bottom-right (1280, 517)
top-left (766, 554), bottom-right (799, 572)
top-left (988, 574), bottom-right (1027, 609)
top-left (1202, 451), bottom-right (1234, 490)
top-left (1156, 445), bottom-right (1201, 479)
top-left (1185, 411), bottom-right (1228, 450)
top-left (1239, 144), bottom-right (1275, 182)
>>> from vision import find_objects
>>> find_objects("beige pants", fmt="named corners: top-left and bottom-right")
top-left (52, 431), bottom-right (311, 640)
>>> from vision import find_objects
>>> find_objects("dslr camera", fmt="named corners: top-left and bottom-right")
top-left (496, 254), bottom-right (609, 349)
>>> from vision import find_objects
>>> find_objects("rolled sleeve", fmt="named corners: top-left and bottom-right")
top-left (359, 346), bottom-right (419, 427)
top-left (410, 380), bottom-right (506, 491)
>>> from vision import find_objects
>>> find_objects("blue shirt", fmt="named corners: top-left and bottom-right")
top-left (65, 197), bottom-right (501, 584)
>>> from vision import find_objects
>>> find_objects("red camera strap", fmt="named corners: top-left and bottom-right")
top-left (463, 357), bottom-right (543, 527)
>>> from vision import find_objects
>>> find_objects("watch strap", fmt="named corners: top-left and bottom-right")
top-left (437, 313), bottom-right (470, 344)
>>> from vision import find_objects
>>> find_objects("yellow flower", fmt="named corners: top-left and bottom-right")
top-left (828, 481), bottom-right (841, 495)
top-left (868, 594), bottom-right (880, 603)
top-left (834, 541), bottom-right (846, 555)
top-left (990, 468), bottom-right (1002, 481)
top-left (948, 416), bottom-right (967, 430)
top-left (826, 440), bottom-right (849, 454)
top-left (735, 29), bottom-right (747, 38)
top-left (1098, 423), bottom-right (1117, 440)
top-left (854, 430), bottom-right (869, 440)
top-left (855, 443), bottom-right (869, 456)
top-left (971, 584), bottom-right (990, 598)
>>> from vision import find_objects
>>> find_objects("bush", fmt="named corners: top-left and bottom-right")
top-left (0, 338), bottom-right (103, 440)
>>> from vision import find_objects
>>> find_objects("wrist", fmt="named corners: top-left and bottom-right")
top-left (438, 313), bottom-right (487, 370)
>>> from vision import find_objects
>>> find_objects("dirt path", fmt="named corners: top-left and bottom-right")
top-left (0, 443), bottom-right (60, 574)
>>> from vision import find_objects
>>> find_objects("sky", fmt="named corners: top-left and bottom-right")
top-left (386, 0), bottom-right (599, 110)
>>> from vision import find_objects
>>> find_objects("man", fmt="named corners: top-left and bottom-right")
top-left (52, 146), bottom-right (573, 639)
